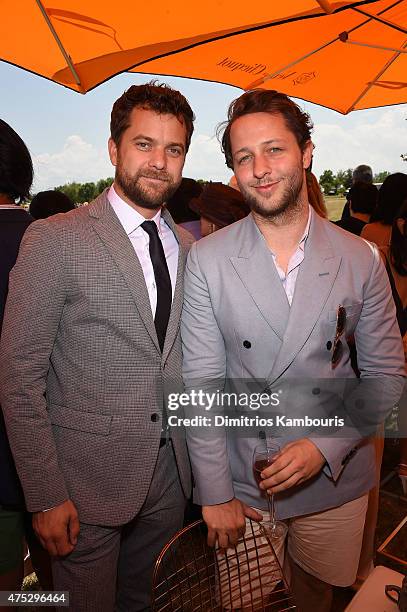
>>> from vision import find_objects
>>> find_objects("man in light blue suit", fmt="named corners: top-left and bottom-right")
top-left (181, 90), bottom-right (405, 611)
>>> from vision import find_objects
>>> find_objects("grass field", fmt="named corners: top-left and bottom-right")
top-left (325, 196), bottom-right (346, 222)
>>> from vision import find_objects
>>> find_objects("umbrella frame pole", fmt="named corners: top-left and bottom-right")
top-left (344, 37), bottom-right (407, 111)
top-left (315, 0), bottom-right (334, 14)
top-left (246, 5), bottom-right (407, 92)
top-left (339, 33), bottom-right (407, 53)
top-left (353, 6), bottom-right (407, 36)
top-left (34, 0), bottom-right (83, 89)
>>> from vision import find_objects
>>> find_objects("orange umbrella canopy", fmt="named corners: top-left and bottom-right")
top-left (2, 0), bottom-right (406, 113)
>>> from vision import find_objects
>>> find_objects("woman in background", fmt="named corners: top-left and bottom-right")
top-left (0, 120), bottom-right (34, 602)
top-left (380, 200), bottom-right (407, 493)
top-left (0, 119), bottom-right (52, 605)
top-left (355, 200), bottom-right (407, 589)
top-left (361, 173), bottom-right (407, 246)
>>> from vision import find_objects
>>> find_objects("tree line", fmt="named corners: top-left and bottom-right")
top-left (318, 169), bottom-right (391, 195)
top-left (53, 178), bottom-right (114, 204)
top-left (50, 170), bottom-right (397, 203)
top-left (51, 178), bottom-right (208, 204)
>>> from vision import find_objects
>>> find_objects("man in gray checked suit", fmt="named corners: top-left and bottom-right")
top-left (0, 83), bottom-right (194, 611)
top-left (181, 90), bottom-right (405, 611)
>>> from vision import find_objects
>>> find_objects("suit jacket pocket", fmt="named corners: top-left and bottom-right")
top-left (328, 302), bottom-right (363, 323)
top-left (48, 404), bottom-right (112, 435)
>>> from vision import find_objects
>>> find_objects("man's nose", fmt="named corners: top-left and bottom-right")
top-left (252, 154), bottom-right (270, 179)
top-left (148, 147), bottom-right (166, 170)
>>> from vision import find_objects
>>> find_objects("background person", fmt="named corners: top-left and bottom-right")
top-left (165, 177), bottom-right (202, 239)
top-left (0, 119), bottom-right (52, 604)
top-left (356, 197), bottom-right (407, 587)
top-left (335, 182), bottom-right (378, 236)
top-left (188, 181), bottom-right (250, 237)
top-left (352, 164), bottom-right (374, 184)
top-left (0, 118), bottom-right (33, 602)
top-left (340, 164), bottom-right (374, 221)
top-left (380, 200), bottom-right (407, 493)
top-left (361, 172), bottom-right (407, 246)
top-left (29, 190), bottom-right (75, 219)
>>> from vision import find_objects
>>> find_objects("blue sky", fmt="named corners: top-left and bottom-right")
top-left (1, 61), bottom-right (406, 193)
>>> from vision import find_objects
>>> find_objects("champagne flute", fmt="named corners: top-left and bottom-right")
top-left (253, 442), bottom-right (286, 539)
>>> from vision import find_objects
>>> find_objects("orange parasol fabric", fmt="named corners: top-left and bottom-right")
top-left (1, 1), bottom-right (405, 113)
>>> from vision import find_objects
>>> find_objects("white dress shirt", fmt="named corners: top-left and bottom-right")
top-left (269, 205), bottom-right (312, 305)
top-left (108, 185), bottom-right (179, 317)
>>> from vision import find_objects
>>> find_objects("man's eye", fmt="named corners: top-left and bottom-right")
top-left (237, 155), bottom-right (251, 164)
top-left (168, 147), bottom-right (182, 156)
top-left (268, 147), bottom-right (282, 153)
top-left (136, 142), bottom-right (150, 149)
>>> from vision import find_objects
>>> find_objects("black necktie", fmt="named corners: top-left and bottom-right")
top-left (141, 220), bottom-right (172, 352)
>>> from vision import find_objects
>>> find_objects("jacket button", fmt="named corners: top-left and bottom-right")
top-left (151, 413), bottom-right (160, 422)
top-left (326, 341), bottom-right (332, 350)
top-left (243, 340), bottom-right (251, 349)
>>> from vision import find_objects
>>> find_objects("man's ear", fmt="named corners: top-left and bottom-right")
top-left (302, 140), bottom-right (314, 170)
top-left (108, 137), bottom-right (118, 167)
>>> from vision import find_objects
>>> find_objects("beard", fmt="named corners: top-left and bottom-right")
top-left (115, 162), bottom-right (180, 210)
top-left (239, 167), bottom-right (304, 221)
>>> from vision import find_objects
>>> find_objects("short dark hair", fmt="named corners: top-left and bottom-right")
top-left (352, 164), bottom-right (373, 184)
top-left (371, 172), bottom-right (407, 225)
top-left (218, 89), bottom-right (313, 169)
top-left (349, 182), bottom-right (378, 215)
top-left (29, 190), bottom-right (75, 220)
top-left (165, 178), bottom-right (202, 223)
top-left (0, 119), bottom-right (33, 201)
top-left (110, 81), bottom-right (195, 151)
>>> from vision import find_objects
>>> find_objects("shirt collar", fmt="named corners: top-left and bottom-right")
top-left (108, 184), bottom-right (162, 236)
top-left (268, 204), bottom-right (312, 256)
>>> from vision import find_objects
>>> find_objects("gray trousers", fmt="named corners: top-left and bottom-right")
top-left (51, 442), bottom-right (186, 611)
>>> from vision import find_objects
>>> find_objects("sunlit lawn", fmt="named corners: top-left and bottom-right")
top-left (325, 196), bottom-right (346, 222)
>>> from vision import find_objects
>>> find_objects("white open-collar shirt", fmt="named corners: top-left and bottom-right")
top-left (269, 205), bottom-right (312, 306)
top-left (108, 185), bottom-right (179, 317)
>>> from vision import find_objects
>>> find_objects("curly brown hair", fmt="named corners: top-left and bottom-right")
top-left (110, 81), bottom-right (195, 151)
top-left (218, 89), bottom-right (313, 169)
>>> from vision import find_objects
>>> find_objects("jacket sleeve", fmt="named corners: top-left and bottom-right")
top-left (181, 243), bottom-right (235, 505)
top-left (312, 243), bottom-right (405, 480)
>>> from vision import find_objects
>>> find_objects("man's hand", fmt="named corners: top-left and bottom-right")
top-left (259, 439), bottom-right (325, 494)
top-left (202, 498), bottom-right (262, 549)
top-left (33, 499), bottom-right (80, 557)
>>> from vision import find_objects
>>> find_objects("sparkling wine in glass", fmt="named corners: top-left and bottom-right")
top-left (253, 442), bottom-right (287, 539)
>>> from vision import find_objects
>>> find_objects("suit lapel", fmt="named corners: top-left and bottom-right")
top-left (230, 215), bottom-right (290, 341)
top-left (88, 191), bottom-right (160, 352)
top-left (161, 208), bottom-right (187, 363)
top-left (268, 213), bottom-right (342, 383)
